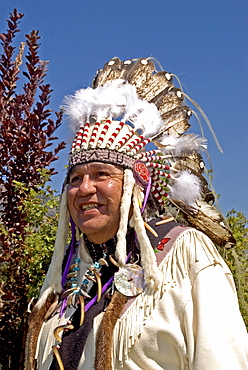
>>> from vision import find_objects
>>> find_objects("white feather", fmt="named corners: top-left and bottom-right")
top-left (169, 171), bottom-right (202, 206)
top-left (124, 100), bottom-right (163, 137)
top-left (91, 80), bottom-right (131, 120)
top-left (63, 87), bottom-right (96, 132)
top-left (89, 80), bottom-right (139, 121)
top-left (158, 134), bottom-right (207, 155)
top-left (133, 102), bottom-right (163, 137)
top-left (63, 80), bottom-right (164, 136)
top-left (119, 83), bottom-right (139, 114)
top-left (123, 99), bottom-right (146, 123)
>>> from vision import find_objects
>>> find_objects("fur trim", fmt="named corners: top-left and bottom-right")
top-left (132, 185), bottom-right (162, 293)
top-left (115, 169), bottom-right (135, 266)
top-left (25, 292), bottom-right (56, 370)
top-left (94, 291), bottom-right (127, 370)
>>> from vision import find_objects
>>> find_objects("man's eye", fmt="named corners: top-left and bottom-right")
top-left (70, 175), bottom-right (81, 185)
top-left (95, 172), bottom-right (110, 180)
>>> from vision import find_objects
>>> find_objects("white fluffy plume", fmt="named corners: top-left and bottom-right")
top-left (169, 171), bottom-right (202, 206)
top-left (124, 100), bottom-right (163, 137)
top-left (91, 80), bottom-right (138, 121)
top-left (63, 87), bottom-right (96, 131)
top-left (158, 134), bottom-right (207, 155)
top-left (62, 80), bottom-right (164, 136)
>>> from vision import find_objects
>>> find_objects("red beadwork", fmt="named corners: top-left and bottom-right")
top-left (157, 238), bottom-right (171, 251)
top-left (108, 121), bottom-right (125, 144)
top-left (97, 124), bottom-right (110, 144)
top-left (147, 163), bottom-right (170, 171)
top-left (126, 136), bottom-right (144, 150)
top-left (133, 161), bottom-right (150, 186)
top-left (131, 138), bottom-right (151, 154)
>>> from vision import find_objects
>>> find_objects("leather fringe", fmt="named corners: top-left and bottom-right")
top-left (94, 291), bottom-right (127, 370)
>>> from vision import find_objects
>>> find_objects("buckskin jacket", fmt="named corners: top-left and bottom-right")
top-left (26, 220), bottom-right (248, 370)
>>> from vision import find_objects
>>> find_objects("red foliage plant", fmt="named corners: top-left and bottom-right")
top-left (0, 9), bottom-right (66, 369)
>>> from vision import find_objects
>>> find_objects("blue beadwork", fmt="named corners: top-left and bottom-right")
top-left (94, 262), bottom-right (100, 269)
top-left (70, 277), bottom-right (78, 282)
top-left (73, 266), bottom-right (80, 271)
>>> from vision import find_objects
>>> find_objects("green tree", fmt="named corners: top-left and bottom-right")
top-left (13, 171), bottom-right (60, 299)
top-left (219, 210), bottom-right (248, 328)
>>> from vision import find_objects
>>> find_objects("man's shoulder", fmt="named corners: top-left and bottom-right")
top-left (146, 217), bottom-right (192, 249)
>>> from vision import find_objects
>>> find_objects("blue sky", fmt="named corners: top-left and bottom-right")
top-left (1, 0), bottom-right (247, 216)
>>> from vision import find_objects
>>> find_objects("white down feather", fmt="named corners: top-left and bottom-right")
top-left (169, 171), bottom-right (202, 206)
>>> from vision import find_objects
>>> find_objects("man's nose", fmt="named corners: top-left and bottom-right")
top-left (77, 175), bottom-right (96, 196)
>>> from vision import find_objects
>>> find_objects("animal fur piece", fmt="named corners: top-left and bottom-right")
top-left (94, 291), bottom-right (127, 370)
top-left (25, 292), bottom-right (56, 370)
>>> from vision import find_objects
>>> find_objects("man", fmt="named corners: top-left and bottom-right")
top-left (25, 57), bottom-right (248, 370)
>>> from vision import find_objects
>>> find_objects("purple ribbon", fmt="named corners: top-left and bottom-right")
top-left (141, 176), bottom-right (152, 213)
top-left (61, 218), bottom-right (76, 287)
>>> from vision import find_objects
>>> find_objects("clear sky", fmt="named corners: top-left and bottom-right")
top-left (1, 0), bottom-right (247, 216)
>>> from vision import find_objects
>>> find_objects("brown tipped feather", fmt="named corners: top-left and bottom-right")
top-left (173, 152), bottom-right (205, 173)
top-left (126, 58), bottom-right (155, 88)
top-left (161, 106), bottom-right (191, 136)
top-left (152, 87), bottom-right (183, 115)
top-left (92, 57), bottom-right (124, 88)
top-left (169, 198), bottom-right (236, 247)
top-left (93, 57), bottom-right (192, 139)
top-left (137, 71), bottom-right (172, 101)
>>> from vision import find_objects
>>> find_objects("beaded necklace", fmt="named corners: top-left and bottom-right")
top-left (59, 230), bottom-right (137, 318)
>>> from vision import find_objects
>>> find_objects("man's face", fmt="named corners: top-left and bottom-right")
top-left (67, 162), bottom-right (124, 244)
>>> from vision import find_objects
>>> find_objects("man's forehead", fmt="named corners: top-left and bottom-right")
top-left (71, 162), bottom-right (123, 173)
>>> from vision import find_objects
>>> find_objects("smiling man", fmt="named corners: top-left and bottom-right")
top-left (25, 58), bottom-right (248, 370)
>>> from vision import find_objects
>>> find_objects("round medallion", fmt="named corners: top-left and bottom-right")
top-left (114, 264), bottom-right (144, 297)
top-left (133, 161), bottom-right (150, 187)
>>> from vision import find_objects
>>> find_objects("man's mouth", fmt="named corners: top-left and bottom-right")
top-left (80, 203), bottom-right (99, 211)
